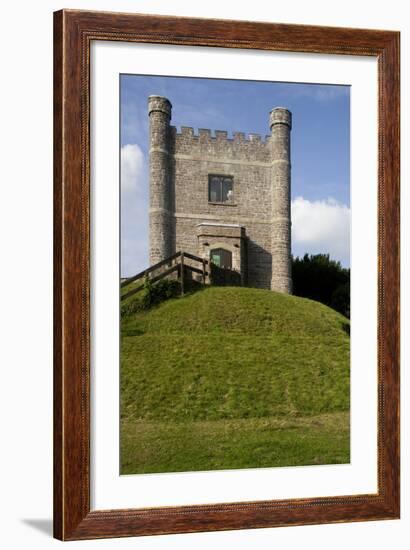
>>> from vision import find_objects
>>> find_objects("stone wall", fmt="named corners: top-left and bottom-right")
top-left (171, 128), bottom-right (273, 289)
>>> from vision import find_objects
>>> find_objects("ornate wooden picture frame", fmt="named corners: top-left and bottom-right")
top-left (54, 9), bottom-right (400, 540)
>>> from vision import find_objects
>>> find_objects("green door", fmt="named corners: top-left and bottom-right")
top-left (210, 248), bottom-right (232, 269)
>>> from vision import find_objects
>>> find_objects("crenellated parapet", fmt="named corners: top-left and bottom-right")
top-left (174, 126), bottom-right (271, 144)
top-left (171, 126), bottom-right (271, 162)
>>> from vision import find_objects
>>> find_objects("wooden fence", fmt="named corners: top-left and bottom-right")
top-left (120, 251), bottom-right (208, 301)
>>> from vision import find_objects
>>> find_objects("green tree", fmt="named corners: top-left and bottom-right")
top-left (292, 254), bottom-right (350, 318)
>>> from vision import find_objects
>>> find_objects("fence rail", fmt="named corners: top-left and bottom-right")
top-left (120, 251), bottom-right (208, 301)
top-left (120, 251), bottom-right (182, 289)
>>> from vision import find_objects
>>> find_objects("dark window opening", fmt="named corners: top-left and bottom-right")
top-left (210, 248), bottom-right (232, 269)
top-left (208, 175), bottom-right (233, 203)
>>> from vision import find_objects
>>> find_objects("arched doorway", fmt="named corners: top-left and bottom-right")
top-left (210, 248), bottom-right (232, 269)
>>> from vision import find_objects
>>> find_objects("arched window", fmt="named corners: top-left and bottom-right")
top-left (210, 248), bottom-right (232, 269)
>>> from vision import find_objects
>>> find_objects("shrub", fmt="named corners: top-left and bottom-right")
top-left (121, 296), bottom-right (143, 318)
top-left (141, 278), bottom-right (180, 310)
top-left (121, 278), bottom-right (181, 317)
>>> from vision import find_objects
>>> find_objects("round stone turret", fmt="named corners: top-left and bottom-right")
top-left (148, 96), bottom-right (173, 264)
top-left (270, 107), bottom-right (292, 294)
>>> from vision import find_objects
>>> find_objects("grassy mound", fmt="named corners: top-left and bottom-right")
top-left (120, 286), bottom-right (350, 473)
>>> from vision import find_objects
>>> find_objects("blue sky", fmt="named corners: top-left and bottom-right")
top-left (120, 74), bottom-right (350, 277)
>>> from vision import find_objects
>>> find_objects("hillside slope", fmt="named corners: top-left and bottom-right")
top-left (121, 286), bottom-right (350, 420)
top-left (120, 286), bottom-right (350, 473)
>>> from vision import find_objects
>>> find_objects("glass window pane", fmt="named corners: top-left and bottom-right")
top-left (209, 177), bottom-right (221, 202)
top-left (211, 250), bottom-right (221, 266)
top-left (222, 178), bottom-right (233, 202)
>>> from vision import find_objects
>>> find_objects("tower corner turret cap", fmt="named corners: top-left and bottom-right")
top-left (269, 107), bottom-right (292, 129)
top-left (148, 96), bottom-right (172, 117)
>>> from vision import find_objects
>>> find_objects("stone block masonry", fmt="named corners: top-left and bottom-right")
top-left (148, 95), bottom-right (292, 293)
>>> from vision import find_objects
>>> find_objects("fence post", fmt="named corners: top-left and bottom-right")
top-left (202, 258), bottom-right (206, 286)
top-left (180, 251), bottom-right (185, 296)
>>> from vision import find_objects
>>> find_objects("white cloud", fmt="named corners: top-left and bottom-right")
top-left (120, 144), bottom-right (149, 277)
top-left (291, 196), bottom-right (350, 266)
top-left (121, 143), bottom-right (144, 193)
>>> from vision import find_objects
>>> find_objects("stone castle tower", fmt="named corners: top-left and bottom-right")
top-left (148, 95), bottom-right (292, 293)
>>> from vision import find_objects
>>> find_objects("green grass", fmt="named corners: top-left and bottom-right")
top-left (121, 286), bottom-right (350, 474)
top-left (121, 413), bottom-right (349, 474)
